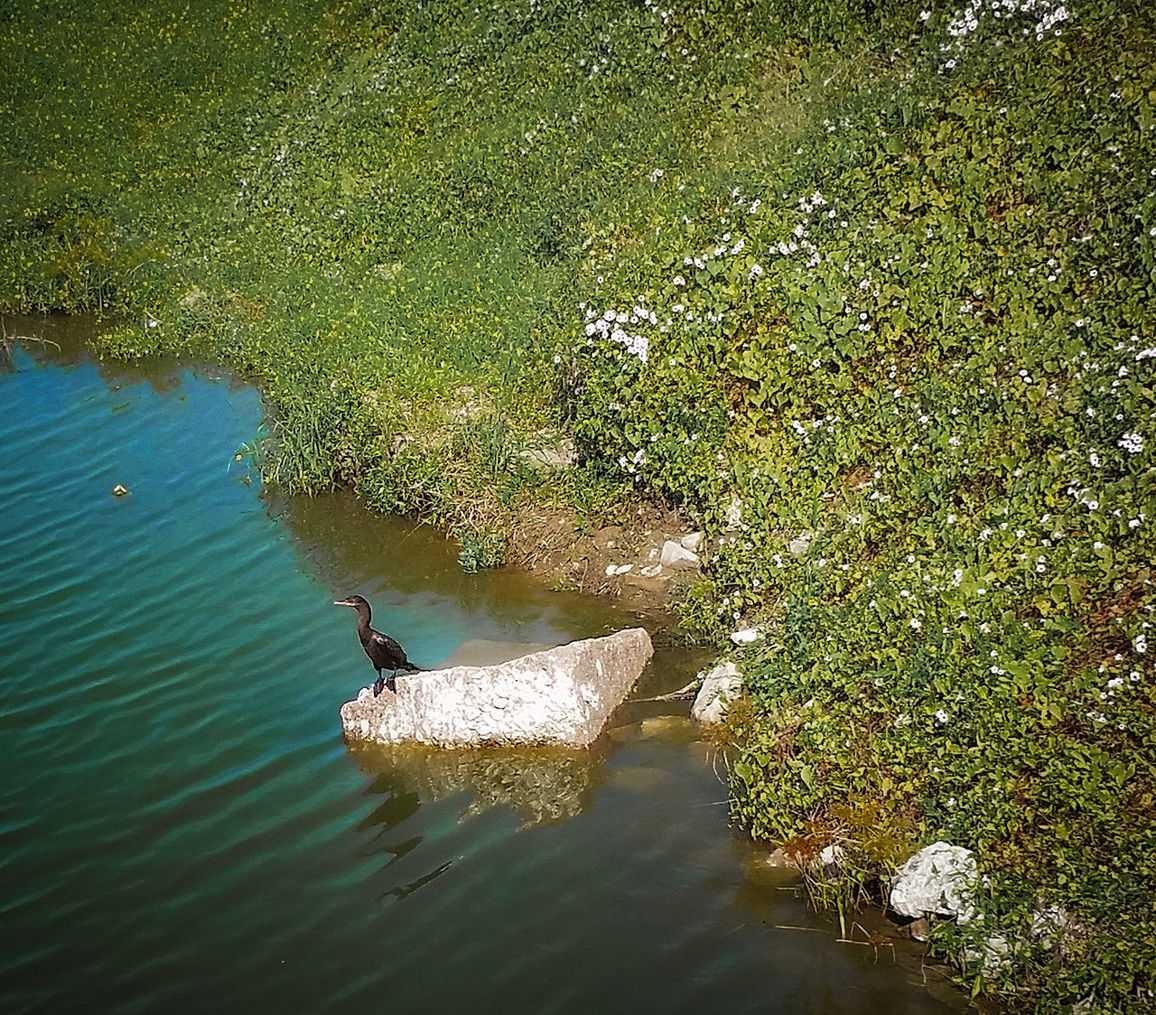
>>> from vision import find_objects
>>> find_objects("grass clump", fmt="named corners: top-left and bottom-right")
top-left (3, 0), bottom-right (1155, 1008)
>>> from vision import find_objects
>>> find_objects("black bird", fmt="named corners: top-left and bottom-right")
top-left (334, 594), bottom-right (422, 696)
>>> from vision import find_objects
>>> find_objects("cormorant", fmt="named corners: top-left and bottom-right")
top-left (334, 594), bottom-right (422, 696)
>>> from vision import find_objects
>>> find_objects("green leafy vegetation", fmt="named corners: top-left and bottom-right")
top-left (2, 0), bottom-right (1153, 1008)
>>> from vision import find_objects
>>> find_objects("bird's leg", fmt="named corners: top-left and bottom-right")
top-left (372, 672), bottom-right (385, 697)
top-left (386, 671), bottom-right (398, 694)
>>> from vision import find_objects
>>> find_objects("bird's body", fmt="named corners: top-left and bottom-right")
top-left (334, 594), bottom-right (422, 695)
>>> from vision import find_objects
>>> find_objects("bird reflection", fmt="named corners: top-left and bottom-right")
top-left (379, 860), bottom-right (454, 904)
top-left (357, 789), bottom-right (422, 833)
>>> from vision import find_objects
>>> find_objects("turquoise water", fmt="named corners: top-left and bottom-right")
top-left (0, 320), bottom-right (962, 1013)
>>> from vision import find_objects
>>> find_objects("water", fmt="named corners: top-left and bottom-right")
top-left (0, 318), bottom-right (964, 1014)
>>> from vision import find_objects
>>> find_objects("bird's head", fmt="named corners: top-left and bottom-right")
top-left (334, 594), bottom-right (369, 611)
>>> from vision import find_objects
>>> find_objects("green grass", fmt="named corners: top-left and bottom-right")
top-left (3, 0), bottom-right (1154, 1009)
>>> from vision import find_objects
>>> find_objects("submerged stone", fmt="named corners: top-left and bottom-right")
top-left (340, 628), bottom-right (653, 749)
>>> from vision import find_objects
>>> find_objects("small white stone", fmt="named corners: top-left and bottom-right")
top-left (730, 627), bottom-right (761, 645)
top-left (966, 934), bottom-right (1014, 977)
top-left (680, 531), bottom-right (703, 552)
top-left (660, 540), bottom-right (699, 569)
top-left (818, 843), bottom-right (845, 870)
top-left (788, 532), bottom-right (813, 556)
top-left (725, 496), bottom-right (743, 530)
top-left (691, 662), bottom-right (743, 724)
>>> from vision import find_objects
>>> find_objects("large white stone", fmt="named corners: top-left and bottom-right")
top-left (659, 540), bottom-right (699, 569)
top-left (691, 661), bottom-right (743, 724)
top-left (340, 628), bottom-right (653, 749)
top-left (890, 841), bottom-right (979, 921)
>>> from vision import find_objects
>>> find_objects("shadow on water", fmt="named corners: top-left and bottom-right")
top-left (264, 485), bottom-right (678, 643)
top-left (2, 311), bottom-right (238, 397)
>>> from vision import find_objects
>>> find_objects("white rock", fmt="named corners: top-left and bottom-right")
top-left (340, 629), bottom-right (653, 749)
top-left (604, 563), bottom-right (634, 576)
top-left (659, 540), bottom-right (699, 569)
top-left (730, 626), bottom-right (761, 645)
top-left (518, 445), bottom-right (576, 471)
top-left (788, 532), bottom-right (813, 556)
top-left (1029, 904), bottom-right (1082, 951)
top-left (818, 843), bottom-right (845, 871)
top-left (890, 841), bottom-right (978, 921)
top-left (691, 661), bottom-right (743, 724)
top-left (725, 496), bottom-right (743, 530)
top-left (640, 564), bottom-right (663, 578)
top-left (966, 934), bottom-right (1014, 977)
top-left (680, 531), bottom-right (703, 552)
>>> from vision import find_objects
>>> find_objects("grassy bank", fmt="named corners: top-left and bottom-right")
top-left (3, 0), bottom-right (1154, 1008)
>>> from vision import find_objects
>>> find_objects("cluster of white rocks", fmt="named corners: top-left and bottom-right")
top-left (888, 841), bottom-right (1082, 976)
top-left (604, 531), bottom-right (703, 580)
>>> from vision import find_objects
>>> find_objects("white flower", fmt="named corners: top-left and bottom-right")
top-left (1119, 432), bottom-right (1144, 454)
top-left (1136, 633), bottom-right (1149, 654)
top-left (935, 709), bottom-right (949, 725)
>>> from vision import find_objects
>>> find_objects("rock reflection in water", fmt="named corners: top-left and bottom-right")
top-left (349, 740), bottom-right (607, 827)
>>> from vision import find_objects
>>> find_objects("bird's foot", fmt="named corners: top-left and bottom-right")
top-left (372, 676), bottom-right (385, 697)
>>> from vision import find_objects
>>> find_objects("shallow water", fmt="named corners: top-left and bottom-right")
top-left (0, 317), bottom-right (963, 1013)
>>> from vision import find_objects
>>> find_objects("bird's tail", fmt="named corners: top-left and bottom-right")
top-left (399, 662), bottom-right (424, 673)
